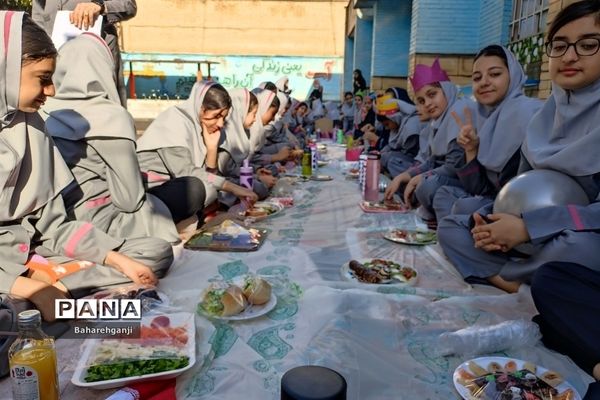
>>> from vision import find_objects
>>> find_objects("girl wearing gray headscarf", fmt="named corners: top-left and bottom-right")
top-left (433, 45), bottom-right (542, 219)
top-left (437, 5), bottom-right (600, 293)
top-left (137, 82), bottom-right (258, 223)
top-left (0, 13), bottom-right (171, 320)
top-left (385, 67), bottom-right (475, 221)
top-left (379, 99), bottom-right (424, 177)
top-left (41, 34), bottom-right (179, 246)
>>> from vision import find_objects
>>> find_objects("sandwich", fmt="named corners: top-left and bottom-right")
top-left (246, 207), bottom-right (268, 217)
top-left (242, 276), bottom-right (272, 305)
top-left (200, 285), bottom-right (247, 317)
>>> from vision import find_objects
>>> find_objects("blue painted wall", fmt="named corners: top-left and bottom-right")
top-left (410, 0), bottom-right (481, 54)
top-left (353, 18), bottom-right (374, 86)
top-left (371, 0), bottom-right (412, 77)
top-left (479, 0), bottom-right (513, 48)
top-left (344, 37), bottom-right (355, 93)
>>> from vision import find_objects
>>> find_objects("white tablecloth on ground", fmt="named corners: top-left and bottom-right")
top-left (0, 144), bottom-right (593, 400)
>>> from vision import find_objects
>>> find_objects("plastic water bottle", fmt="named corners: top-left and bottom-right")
top-left (310, 143), bottom-right (318, 172)
top-left (433, 320), bottom-right (542, 357)
top-left (240, 159), bottom-right (253, 190)
top-left (358, 153), bottom-right (368, 192)
top-left (302, 149), bottom-right (312, 177)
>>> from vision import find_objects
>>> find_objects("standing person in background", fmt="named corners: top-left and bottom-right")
top-left (340, 91), bottom-right (355, 134)
top-left (353, 69), bottom-right (367, 94)
top-left (32, 0), bottom-right (137, 107)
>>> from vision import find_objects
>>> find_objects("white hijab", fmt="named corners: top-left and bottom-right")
top-left (523, 78), bottom-right (600, 177)
top-left (0, 11), bottom-right (72, 221)
top-left (249, 89), bottom-right (276, 155)
top-left (220, 88), bottom-right (252, 174)
top-left (42, 33), bottom-right (135, 141)
top-left (137, 81), bottom-right (217, 168)
top-left (475, 46), bottom-right (542, 172)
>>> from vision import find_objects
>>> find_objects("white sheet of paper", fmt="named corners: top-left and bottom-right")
top-left (51, 10), bottom-right (103, 50)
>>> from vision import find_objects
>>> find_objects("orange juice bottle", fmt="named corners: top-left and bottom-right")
top-left (8, 310), bottom-right (59, 400)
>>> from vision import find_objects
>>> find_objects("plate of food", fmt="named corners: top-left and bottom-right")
top-left (454, 356), bottom-right (580, 400)
top-left (359, 200), bottom-right (408, 213)
top-left (346, 168), bottom-right (360, 179)
top-left (198, 276), bottom-right (277, 321)
top-left (341, 259), bottom-right (418, 285)
top-left (309, 174), bottom-right (333, 181)
top-left (185, 220), bottom-right (268, 252)
top-left (71, 312), bottom-right (195, 389)
top-left (383, 229), bottom-right (437, 245)
top-left (237, 201), bottom-right (284, 220)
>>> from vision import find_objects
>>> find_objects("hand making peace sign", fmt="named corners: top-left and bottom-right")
top-left (451, 107), bottom-right (479, 158)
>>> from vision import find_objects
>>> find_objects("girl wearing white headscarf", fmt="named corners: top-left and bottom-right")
top-left (218, 88), bottom-right (270, 204)
top-left (433, 45), bottom-right (543, 219)
top-left (137, 82), bottom-right (258, 221)
top-left (0, 12), bottom-right (171, 320)
top-left (437, 2), bottom-right (600, 294)
top-left (41, 34), bottom-right (179, 245)
top-left (250, 90), bottom-right (289, 169)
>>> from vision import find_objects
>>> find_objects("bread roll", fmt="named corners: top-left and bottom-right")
top-left (242, 277), bottom-right (272, 305)
top-left (247, 208), bottom-right (268, 217)
top-left (221, 285), bottom-right (247, 316)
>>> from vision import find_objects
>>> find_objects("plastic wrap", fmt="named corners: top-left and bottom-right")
top-left (433, 319), bottom-right (542, 358)
top-left (72, 312), bottom-right (195, 388)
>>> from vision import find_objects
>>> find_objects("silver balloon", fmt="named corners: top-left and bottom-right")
top-left (494, 169), bottom-right (589, 216)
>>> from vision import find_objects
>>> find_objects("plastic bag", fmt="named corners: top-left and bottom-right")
top-left (86, 284), bottom-right (165, 313)
top-left (432, 319), bottom-right (542, 357)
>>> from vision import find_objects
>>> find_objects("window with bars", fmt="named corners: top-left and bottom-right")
top-left (510, 0), bottom-right (550, 42)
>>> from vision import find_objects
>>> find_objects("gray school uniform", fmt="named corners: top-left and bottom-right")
top-left (53, 138), bottom-right (179, 243)
top-left (433, 150), bottom-right (521, 219)
top-left (438, 74), bottom-right (600, 283)
top-left (32, 0), bottom-right (136, 106)
top-left (137, 82), bottom-right (228, 206)
top-left (42, 35), bottom-right (178, 245)
top-left (432, 47), bottom-right (543, 220)
top-left (380, 112), bottom-right (423, 177)
top-left (138, 147), bottom-right (225, 207)
top-left (403, 82), bottom-right (473, 217)
top-left (1, 194), bottom-right (172, 298)
top-left (406, 139), bottom-right (465, 215)
top-left (437, 170), bottom-right (600, 282)
top-left (0, 13), bottom-right (167, 299)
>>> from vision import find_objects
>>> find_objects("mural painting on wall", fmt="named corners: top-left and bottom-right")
top-left (509, 33), bottom-right (545, 93)
top-left (123, 54), bottom-right (343, 101)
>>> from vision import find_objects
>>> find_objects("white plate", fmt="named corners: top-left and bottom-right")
top-left (237, 201), bottom-right (284, 221)
top-left (71, 312), bottom-right (196, 389)
top-left (453, 356), bottom-right (581, 400)
top-left (202, 292), bottom-right (278, 321)
top-left (382, 229), bottom-right (437, 246)
top-left (309, 174), bottom-right (333, 181)
top-left (340, 259), bottom-right (418, 286)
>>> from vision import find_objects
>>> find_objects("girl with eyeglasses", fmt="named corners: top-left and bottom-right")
top-left (437, 0), bottom-right (600, 301)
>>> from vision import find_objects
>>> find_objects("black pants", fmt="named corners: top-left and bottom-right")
top-left (531, 262), bottom-right (600, 399)
top-left (148, 176), bottom-right (205, 224)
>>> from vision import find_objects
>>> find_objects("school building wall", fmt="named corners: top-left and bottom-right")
top-left (348, 0), bottom-right (513, 94)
